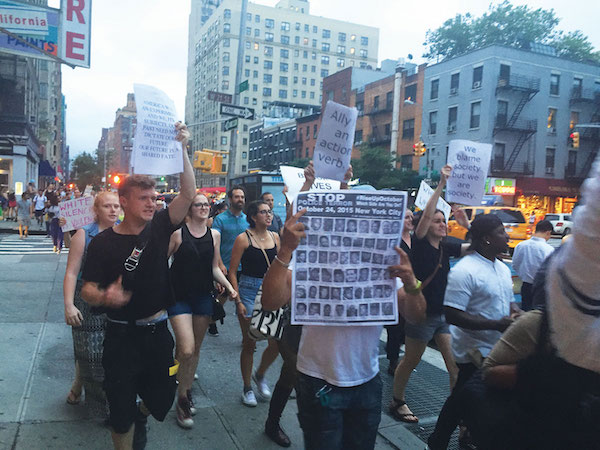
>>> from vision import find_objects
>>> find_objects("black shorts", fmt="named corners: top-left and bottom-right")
top-left (102, 320), bottom-right (177, 433)
top-left (34, 209), bottom-right (45, 218)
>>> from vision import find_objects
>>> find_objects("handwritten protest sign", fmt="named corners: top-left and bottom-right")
top-left (280, 165), bottom-right (341, 203)
top-left (446, 140), bottom-right (492, 206)
top-left (132, 84), bottom-right (183, 175)
top-left (59, 197), bottom-right (94, 232)
top-left (414, 180), bottom-right (452, 220)
top-left (313, 101), bottom-right (358, 182)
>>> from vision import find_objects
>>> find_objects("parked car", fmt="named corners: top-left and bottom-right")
top-left (447, 206), bottom-right (530, 254)
top-left (543, 213), bottom-right (573, 236)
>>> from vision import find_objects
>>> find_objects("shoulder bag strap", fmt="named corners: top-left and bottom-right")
top-left (421, 245), bottom-right (443, 290)
top-left (124, 222), bottom-right (151, 272)
top-left (247, 230), bottom-right (272, 269)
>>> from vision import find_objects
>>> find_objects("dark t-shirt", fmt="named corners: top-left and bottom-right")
top-left (410, 236), bottom-right (461, 315)
top-left (268, 213), bottom-right (284, 233)
top-left (82, 209), bottom-right (178, 321)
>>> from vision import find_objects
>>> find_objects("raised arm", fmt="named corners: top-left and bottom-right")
top-left (415, 164), bottom-right (452, 239)
top-left (63, 229), bottom-right (86, 326)
top-left (300, 161), bottom-right (315, 192)
top-left (167, 122), bottom-right (196, 226)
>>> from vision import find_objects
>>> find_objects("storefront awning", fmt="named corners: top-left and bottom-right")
top-left (197, 187), bottom-right (225, 194)
top-left (517, 177), bottom-right (580, 197)
top-left (38, 160), bottom-right (56, 177)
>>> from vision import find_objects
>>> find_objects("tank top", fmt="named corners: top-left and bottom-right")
top-left (240, 230), bottom-right (277, 278)
top-left (170, 224), bottom-right (215, 300)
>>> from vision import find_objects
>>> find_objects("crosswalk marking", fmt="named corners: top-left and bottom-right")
top-left (0, 235), bottom-right (69, 255)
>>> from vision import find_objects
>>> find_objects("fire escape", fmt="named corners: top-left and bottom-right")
top-left (569, 87), bottom-right (600, 179)
top-left (493, 74), bottom-right (540, 173)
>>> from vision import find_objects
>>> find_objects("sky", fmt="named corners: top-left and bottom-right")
top-left (57, 0), bottom-right (600, 160)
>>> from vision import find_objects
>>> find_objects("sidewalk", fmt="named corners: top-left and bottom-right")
top-left (0, 218), bottom-right (48, 235)
top-left (0, 235), bottom-right (452, 450)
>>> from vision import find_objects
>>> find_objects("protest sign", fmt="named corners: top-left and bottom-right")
top-left (446, 140), bottom-right (492, 206)
top-left (280, 165), bottom-right (340, 203)
top-left (292, 190), bottom-right (407, 326)
top-left (132, 84), bottom-right (183, 176)
top-left (59, 196), bottom-right (94, 232)
top-left (414, 180), bottom-right (452, 220)
top-left (313, 101), bottom-right (358, 182)
top-left (83, 185), bottom-right (93, 196)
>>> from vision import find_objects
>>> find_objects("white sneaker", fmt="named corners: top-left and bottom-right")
top-left (241, 389), bottom-right (258, 407)
top-left (252, 372), bottom-right (272, 400)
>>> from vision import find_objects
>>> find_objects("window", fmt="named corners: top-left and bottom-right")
top-left (321, 56), bottom-right (329, 65)
top-left (280, 62), bottom-right (289, 72)
top-left (281, 49), bottom-right (289, 58)
top-left (313, 25), bottom-right (318, 33)
top-left (281, 35), bottom-right (290, 44)
top-left (280, 76), bottom-right (288, 85)
top-left (254, 28), bottom-right (260, 37)
top-left (303, 50), bottom-right (308, 58)
top-left (567, 150), bottom-right (577, 175)
top-left (355, 130), bottom-right (363, 143)
top-left (310, 92), bottom-right (315, 99)
top-left (265, 32), bottom-right (274, 42)
top-left (221, 136), bottom-right (228, 145)
top-left (404, 84), bottom-right (417, 102)
top-left (304, 24), bottom-right (309, 32)
top-left (242, 165), bottom-right (247, 172)
top-left (312, 39), bottom-right (317, 48)
top-left (222, 80), bottom-right (229, 90)
top-left (570, 111), bottom-right (579, 130)
top-left (430, 79), bottom-right (439, 100)
top-left (337, 58), bottom-right (345, 68)
top-left (244, 69), bottom-right (250, 77)
top-left (243, 97), bottom-right (249, 105)
top-left (247, 13), bottom-right (251, 21)
top-left (323, 29), bottom-right (331, 38)
top-left (302, 91), bottom-right (307, 98)
top-left (264, 46), bottom-right (273, 56)
top-left (265, 18), bottom-right (274, 28)
top-left (497, 100), bottom-right (508, 126)
top-left (472, 66), bottom-right (483, 88)
top-left (373, 95), bottom-right (380, 111)
top-left (264, 74), bottom-right (272, 83)
top-left (350, 47), bottom-right (355, 55)
top-left (224, 9), bottom-right (231, 19)
top-left (550, 74), bottom-right (560, 96)
top-left (264, 60), bottom-right (273, 69)
top-left (281, 21), bottom-right (290, 31)
top-left (302, 64), bottom-right (307, 72)
top-left (321, 69), bottom-right (329, 77)
top-left (279, 90), bottom-right (287, 99)
top-left (327, 90), bottom-right (334, 101)
top-left (245, 41), bottom-right (251, 49)
top-left (245, 55), bottom-right (250, 63)
top-left (254, 42), bottom-right (259, 50)
top-left (450, 73), bottom-right (460, 94)
top-left (311, 65), bottom-right (316, 72)
top-left (293, 89), bottom-right (298, 97)
top-left (293, 76), bottom-right (298, 84)
top-left (310, 79), bottom-right (316, 86)
top-left (242, 139), bottom-right (247, 146)
top-left (361, 36), bottom-right (369, 45)
top-left (359, 49), bottom-right (368, 58)
top-left (295, 22), bottom-right (301, 31)
top-left (351, 34), bottom-right (356, 41)
top-left (547, 107), bottom-right (557, 131)
top-left (252, 98), bottom-right (257, 105)
top-left (493, 143), bottom-right (505, 170)
top-left (470, 101), bottom-right (481, 128)
top-left (246, 27), bottom-right (251, 36)
top-left (573, 77), bottom-right (583, 97)
top-left (224, 38), bottom-right (230, 47)
top-left (313, 124), bottom-right (318, 138)
top-left (386, 91), bottom-right (393, 110)
top-left (224, 23), bottom-right (230, 33)
top-left (402, 119), bottom-right (415, 139)
top-left (294, 36), bottom-right (300, 44)
top-left (253, 70), bottom-right (258, 78)
top-left (448, 106), bottom-right (458, 130)
top-left (322, 43), bottom-right (330, 52)
top-left (545, 148), bottom-right (555, 174)
top-left (429, 111), bottom-right (437, 135)
top-left (223, 52), bottom-right (230, 62)
top-left (222, 66), bottom-right (229, 75)
top-left (252, 84), bottom-right (258, 91)
top-left (302, 77), bottom-right (307, 85)
top-left (263, 87), bottom-right (272, 97)
top-left (337, 45), bottom-right (345, 54)
top-left (339, 32), bottom-right (346, 42)
top-left (255, 14), bottom-right (260, 23)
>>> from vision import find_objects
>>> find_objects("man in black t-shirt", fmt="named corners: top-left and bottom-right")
top-left (81, 123), bottom-right (195, 450)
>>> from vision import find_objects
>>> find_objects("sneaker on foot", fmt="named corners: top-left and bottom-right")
top-left (252, 372), bottom-right (272, 400)
top-left (176, 396), bottom-right (194, 429)
top-left (208, 323), bottom-right (219, 336)
top-left (241, 389), bottom-right (257, 407)
top-left (186, 390), bottom-right (197, 416)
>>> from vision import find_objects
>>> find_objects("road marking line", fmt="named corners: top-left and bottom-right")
top-left (16, 321), bottom-right (47, 422)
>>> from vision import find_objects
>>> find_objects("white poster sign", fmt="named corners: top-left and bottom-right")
top-left (280, 165), bottom-right (340, 203)
top-left (132, 84), bottom-right (183, 176)
top-left (414, 180), bottom-right (452, 220)
top-left (446, 140), bottom-right (492, 206)
top-left (83, 184), bottom-right (93, 196)
top-left (60, 0), bottom-right (92, 68)
top-left (59, 196), bottom-right (94, 232)
top-left (292, 190), bottom-right (407, 326)
top-left (313, 101), bottom-right (358, 182)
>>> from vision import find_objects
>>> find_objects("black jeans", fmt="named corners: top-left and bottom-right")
top-left (520, 282), bottom-right (533, 311)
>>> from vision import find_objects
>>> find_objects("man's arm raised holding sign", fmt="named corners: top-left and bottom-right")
top-left (165, 122), bottom-right (196, 226)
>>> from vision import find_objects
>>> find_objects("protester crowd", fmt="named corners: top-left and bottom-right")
top-left (55, 122), bottom-right (600, 450)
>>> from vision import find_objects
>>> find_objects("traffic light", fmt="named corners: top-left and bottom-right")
top-left (413, 141), bottom-right (426, 156)
top-left (160, 176), bottom-right (165, 182)
top-left (113, 175), bottom-right (121, 185)
top-left (210, 154), bottom-right (224, 174)
top-left (570, 132), bottom-right (580, 148)
top-left (193, 151), bottom-right (213, 171)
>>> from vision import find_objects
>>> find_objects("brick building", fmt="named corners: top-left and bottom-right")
top-left (295, 112), bottom-right (320, 159)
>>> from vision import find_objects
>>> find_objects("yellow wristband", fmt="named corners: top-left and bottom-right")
top-left (404, 279), bottom-right (422, 295)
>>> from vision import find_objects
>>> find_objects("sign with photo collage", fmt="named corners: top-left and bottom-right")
top-left (292, 190), bottom-right (407, 326)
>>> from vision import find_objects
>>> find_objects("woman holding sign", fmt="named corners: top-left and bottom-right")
top-left (390, 165), bottom-right (470, 423)
top-left (63, 191), bottom-right (120, 412)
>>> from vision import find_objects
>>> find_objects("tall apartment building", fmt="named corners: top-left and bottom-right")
top-left (103, 93), bottom-right (137, 175)
top-left (421, 44), bottom-right (600, 215)
top-left (186, 0), bottom-right (379, 186)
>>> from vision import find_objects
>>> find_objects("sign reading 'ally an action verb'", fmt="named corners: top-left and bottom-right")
top-left (132, 84), bottom-right (183, 176)
top-left (313, 101), bottom-right (358, 182)
top-left (59, 196), bottom-right (94, 232)
top-left (446, 140), bottom-right (492, 206)
top-left (280, 165), bottom-right (341, 203)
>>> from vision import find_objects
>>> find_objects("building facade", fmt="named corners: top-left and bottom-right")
top-left (186, 0), bottom-right (379, 186)
top-left (104, 93), bottom-right (137, 175)
top-left (248, 118), bottom-right (298, 170)
top-left (421, 45), bottom-right (600, 214)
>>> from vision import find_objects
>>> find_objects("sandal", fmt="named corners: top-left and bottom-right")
top-left (66, 389), bottom-right (81, 405)
top-left (389, 398), bottom-right (418, 423)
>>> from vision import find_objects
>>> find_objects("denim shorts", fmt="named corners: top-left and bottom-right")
top-left (405, 314), bottom-right (449, 342)
top-left (167, 293), bottom-right (214, 317)
top-left (238, 274), bottom-right (263, 318)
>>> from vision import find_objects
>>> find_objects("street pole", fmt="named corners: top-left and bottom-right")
top-left (390, 65), bottom-right (403, 168)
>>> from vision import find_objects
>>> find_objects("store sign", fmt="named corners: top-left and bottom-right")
top-left (486, 177), bottom-right (516, 195)
top-left (491, 185), bottom-right (516, 195)
top-left (0, 5), bottom-right (49, 35)
top-left (60, 0), bottom-right (92, 68)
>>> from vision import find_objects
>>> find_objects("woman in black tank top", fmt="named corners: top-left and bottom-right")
top-left (167, 194), bottom-right (237, 429)
top-left (228, 200), bottom-right (280, 407)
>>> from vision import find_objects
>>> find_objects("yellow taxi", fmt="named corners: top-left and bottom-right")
top-left (447, 206), bottom-right (531, 253)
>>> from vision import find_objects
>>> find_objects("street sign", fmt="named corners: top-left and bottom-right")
top-left (223, 117), bottom-right (238, 131)
top-left (220, 103), bottom-right (255, 120)
top-left (239, 80), bottom-right (249, 93)
top-left (208, 91), bottom-right (233, 103)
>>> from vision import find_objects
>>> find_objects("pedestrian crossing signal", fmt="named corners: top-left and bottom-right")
top-left (413, 141), bottom-right (426, 156)
top-left (570, 132), bottom-right (580, 148)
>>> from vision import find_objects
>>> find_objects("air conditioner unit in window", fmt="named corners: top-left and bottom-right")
top-left (450, 87), bottom-right (458, 95)
top-left (545, 167), bottom-right (554, 174)
top-left (473, 81), bottom-right (482, 89)
top-left (447, 124), bottom-right (456, 133)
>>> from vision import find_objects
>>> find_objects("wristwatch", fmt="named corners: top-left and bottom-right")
top-left (404, 279), bottom-right (422, 295)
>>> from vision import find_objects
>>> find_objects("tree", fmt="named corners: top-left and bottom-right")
top-left (423, 1), bottom-right (597, 63)
top-left (71, 151), bottom-right (101, 189)
top-left (286, 157), bottom-right (311, 169)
